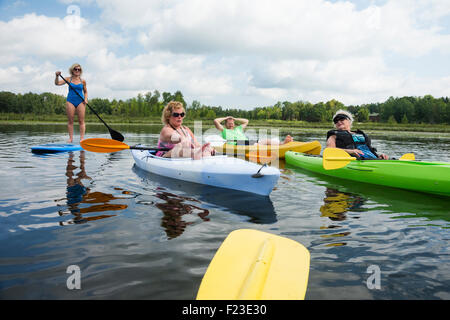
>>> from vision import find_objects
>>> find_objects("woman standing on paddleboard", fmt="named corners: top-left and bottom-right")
top-left (54, 63), bottom-right (88, 143)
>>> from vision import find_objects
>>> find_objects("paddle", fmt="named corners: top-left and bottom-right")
top-left (196, 229), bottom-right (310, 300)
top-left (247, 151), bottom-right (277, 163)
top-left (322, 148), bottom-right (357, 170)
top-left (59, 74), bottom-right (125, 142)
top-left (323, 148), bottom-right (416, 170)
top-left (80, 138), bottom-right (169, 153)
top-left (399, 153), bottom-right (415, 161)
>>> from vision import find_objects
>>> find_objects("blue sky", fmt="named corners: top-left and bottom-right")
top-left (0, 0), bottom-right (449, 109)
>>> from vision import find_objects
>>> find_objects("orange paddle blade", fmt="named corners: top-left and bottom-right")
top-left (81, 138), bottom-right (130, 153)
top-left (247, 151), bottom-right (277, 164)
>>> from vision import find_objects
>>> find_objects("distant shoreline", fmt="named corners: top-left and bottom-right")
top-left (1, 117), bottom-right (449, 139)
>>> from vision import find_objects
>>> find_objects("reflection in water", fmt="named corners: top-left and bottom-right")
top-left (57, 151), bottom-right (128, 225)
top-left (132, 165), bottom-right (277, 239)
top-left (320, 188), bottom-right (366, 221)
top-left (155, 189), bottom-right (210, 240)
top-left (319, 188), bottom-right (366, 247)
top-left (293, 164), bottom-right (450, 225)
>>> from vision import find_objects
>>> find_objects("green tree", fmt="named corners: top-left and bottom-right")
top-left (356, 107), bottom-right (369, 122)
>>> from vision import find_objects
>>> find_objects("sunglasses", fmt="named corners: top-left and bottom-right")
top-left (172, 112), bottom-right (185, 118)
top-left (73, 68), bottom-right (82, 71)
top-left (333, 115), bottom-right (349, 124)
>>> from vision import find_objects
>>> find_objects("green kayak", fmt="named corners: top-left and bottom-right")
top-left (285, 151), bottom-right (450, 197)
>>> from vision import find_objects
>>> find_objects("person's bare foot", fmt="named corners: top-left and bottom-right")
top-left (193, 142), bottom-right (212, 159)
top-left (283, 135), bottom-right (293, 144)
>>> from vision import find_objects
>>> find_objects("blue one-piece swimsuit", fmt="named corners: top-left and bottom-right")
top-left (67, 79), bottom-right (85, 107)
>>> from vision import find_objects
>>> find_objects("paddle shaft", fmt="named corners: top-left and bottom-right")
top-left (130, 146), bottom-right (170, 151)
top-left (59, 74), bottom-right (124, 142)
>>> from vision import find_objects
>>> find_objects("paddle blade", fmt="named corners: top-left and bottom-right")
top-left (246, 151), bottom-right (277, 164)
top-left (399, 153), bottom-right (415, 161)
top-left (109, 129), bottom-right (125, 142)
top-left (196, 229), bottom-right (310, 300)
top-left (323, 148), bottom-right (357, 170)
top-left (80, 138), bottom-right (130, 153)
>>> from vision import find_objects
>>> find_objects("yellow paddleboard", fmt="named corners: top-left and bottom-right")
top-left (214, 141), bottom-right (322, 159)
top-left (196, 229), bottom-right (310, 300)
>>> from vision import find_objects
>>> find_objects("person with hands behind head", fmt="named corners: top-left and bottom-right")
top-left (214, 116), bottom-right (293, 145)
top-left (213, 116), bottom-right (249, 144)
top-left (55, 63), bottom-right (88, 143)
top-left (157, 101), bottom-right (215, 159)
top-left (326, 110), bottom-right (389, 160)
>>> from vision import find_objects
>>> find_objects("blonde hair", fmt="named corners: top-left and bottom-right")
top-left (332, 109), bottom-right (354, 125)
top-left (69, 63), bottom-right (83, 76)
top-left (161, 101), bottom-right (185, 125)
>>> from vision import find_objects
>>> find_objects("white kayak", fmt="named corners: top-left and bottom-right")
top-left (131, 149), bottom-right (280, 196)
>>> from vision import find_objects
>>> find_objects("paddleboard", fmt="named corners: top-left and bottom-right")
top-left (31, 143), bottom-right (83, 154)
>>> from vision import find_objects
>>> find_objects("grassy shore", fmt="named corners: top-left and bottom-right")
top-left (1, 113), bottom-right (449, 136)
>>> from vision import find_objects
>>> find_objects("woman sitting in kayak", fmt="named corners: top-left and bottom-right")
top-left (213, 116), bottom-right (294, 145)
top-left (326, 110), bottom-right (389, 160)
top-left (157, 101), bottom-right (215, 159)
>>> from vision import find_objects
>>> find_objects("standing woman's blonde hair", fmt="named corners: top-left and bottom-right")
top-left (69, 63), bottom-right (83, 76)
top-left (161, 101), bottom-right (184, 125)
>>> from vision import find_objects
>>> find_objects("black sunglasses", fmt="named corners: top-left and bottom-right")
top-left (333, 114), bottom-right (349, 124)
top-left (172, 112), bottom-right (185, 118)
top-left (73, 68), bottom-right (81, 71)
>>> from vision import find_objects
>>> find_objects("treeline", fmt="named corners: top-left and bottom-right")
top-left (1, 90), bottom-right (449, 124)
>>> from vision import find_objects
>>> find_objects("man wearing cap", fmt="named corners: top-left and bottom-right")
top-left (326, 110), bottom-right (389, 160)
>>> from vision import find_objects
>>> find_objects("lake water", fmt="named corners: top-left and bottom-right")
top-left (0, 123), bottom-right (449, 300)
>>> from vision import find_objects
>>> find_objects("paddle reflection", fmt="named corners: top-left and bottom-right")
top-left (318, 188), bottom-right (366, 247)
top-left (320, 188), bottom-right (366, 221)
top-left (58, 151), bottom-right (128, 224)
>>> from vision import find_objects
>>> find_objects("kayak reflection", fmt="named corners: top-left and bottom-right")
top-left (287, 164), bottom-right (450, 225)
top-left (132, 165), bottom-right (277, 237)
top-left (57, 151), bottom-right (128, 224)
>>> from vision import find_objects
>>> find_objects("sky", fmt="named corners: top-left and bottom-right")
top-left (1, 0), bottom-right (450, 109)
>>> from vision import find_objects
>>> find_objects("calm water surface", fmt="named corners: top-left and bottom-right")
top-left (0, 124), bottom-right (449, 299)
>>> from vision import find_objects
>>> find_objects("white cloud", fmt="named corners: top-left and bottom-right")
top-left (0, 0), bottom-right (449, 107)
top-left (82, 49), bottom-right (234, 102)
top-left (99, 0), bottom-right (450, 59)
top-left (0, 13), bottom-right (121, 64)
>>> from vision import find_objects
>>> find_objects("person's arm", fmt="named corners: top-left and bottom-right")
top-left (54, 71), bottom-right (67, 86)
top-left (213, 117), bottom-right (228, 131)
top-left (234, 118), bottom-right (249, 129)
top-left (185, 126), bottom-right (200, 147)
top-left (160, 126), bottom-right (181, 144)
top-left (82, 79), bottom-right (88, 104)
top-left (326, 135), bottom-right (364, 157)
